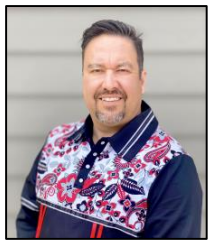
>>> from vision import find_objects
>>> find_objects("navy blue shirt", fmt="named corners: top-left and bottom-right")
top-left (16, 101), bottom-right (202, 238)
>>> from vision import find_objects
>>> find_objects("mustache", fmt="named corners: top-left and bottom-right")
top-left (94, 89), bottom-right (127, 99)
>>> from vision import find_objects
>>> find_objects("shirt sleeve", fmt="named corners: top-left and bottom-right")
top-left (143, 154), bottom-right (203, 238)
top-left (16, 149), bottom-right (42, 238)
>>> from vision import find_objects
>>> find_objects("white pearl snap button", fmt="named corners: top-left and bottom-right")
top-left (85, 164), bottom-right (90, 169)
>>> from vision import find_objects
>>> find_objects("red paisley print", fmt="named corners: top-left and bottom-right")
top-left (144, 142), bottom-right (171, 164)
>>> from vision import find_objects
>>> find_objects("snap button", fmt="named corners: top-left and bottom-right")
top-left (101, 141), bottom-right (105, 145)
top-left (79, 178), bottom-right (84, 183)
top-left (85, 164), bottom-right (90, 169)
top-left (93, 152), bottom-right (98, 156)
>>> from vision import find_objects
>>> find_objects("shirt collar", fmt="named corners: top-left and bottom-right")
top-left (68, 100), bottom-right (158, 162)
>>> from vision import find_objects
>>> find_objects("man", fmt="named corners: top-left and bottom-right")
top-left (16, 19), bottom-right (202, 238)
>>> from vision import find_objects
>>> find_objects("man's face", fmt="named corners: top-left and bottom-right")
top-left (82, 34), bottom-right (146, 128)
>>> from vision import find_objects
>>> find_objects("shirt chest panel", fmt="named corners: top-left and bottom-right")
top-left (36, 130), bottom-right (182, 236)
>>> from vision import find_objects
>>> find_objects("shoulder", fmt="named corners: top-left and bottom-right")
top-left (151, 126), bottom-right (187, 155)
top-left (150, 126), bottom-right (199, 172)
top-left (143, 126), bottom-right (188, 164)
top-left (36, 119), bottom-right (85, 172)
top-left (139, 126), bottom-right (196, 178)
top-left (46, 119), bottom-right (85, 142)
top-left (147, 152), bottom-right (202, 205)
top-left (39, 119), bottom-right (85, 158)
top-left (147, 127), bottom-right (202, 198)
top-left (140, 126), bottom-right (187, 165)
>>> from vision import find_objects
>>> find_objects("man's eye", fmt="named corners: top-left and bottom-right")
top-left (117, 69), bottom-right (129, 73)
top-left (91, 69), bottom-right (103, 73)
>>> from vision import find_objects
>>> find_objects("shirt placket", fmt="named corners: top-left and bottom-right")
top-left (74, 138), bottom-right (108, 189)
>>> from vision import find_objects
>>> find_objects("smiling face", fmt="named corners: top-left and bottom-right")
top-left (82, 34), bottom-right (146, 130)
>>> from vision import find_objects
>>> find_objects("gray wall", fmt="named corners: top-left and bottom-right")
top-left (7, 7), bottom-right (206, 238)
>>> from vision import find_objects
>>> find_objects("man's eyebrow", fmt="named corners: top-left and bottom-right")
top-left (117, 62), bottom-right (133, 69)
top-left (87, 64), bottom-right (104, 69)
top-left (87, 62), bottom-right (133, 69)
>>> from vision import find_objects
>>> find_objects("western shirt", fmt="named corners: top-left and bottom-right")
top-left (16, 101), bottom-right (202, 238)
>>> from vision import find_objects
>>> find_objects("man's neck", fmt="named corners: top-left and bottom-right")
top-left (92, 122), bottom-right (124, 144)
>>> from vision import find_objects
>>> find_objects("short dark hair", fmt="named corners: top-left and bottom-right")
top-left (81, 19), bottom-right (144, 74)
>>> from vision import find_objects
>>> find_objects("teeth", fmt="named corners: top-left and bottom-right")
top-left (101, 97), bottom-right (121, 102)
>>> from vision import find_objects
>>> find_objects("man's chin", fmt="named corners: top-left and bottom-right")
top-left (95, 112), bottom-right (125, 126)
top-left (99, 120), bottom-right (121, 127)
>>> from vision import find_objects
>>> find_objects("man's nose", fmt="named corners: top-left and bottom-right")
top-left (102, 70), bottom-right (119, 90)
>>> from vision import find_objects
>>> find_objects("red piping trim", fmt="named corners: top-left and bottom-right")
top-left (35, 204), bottom-right (47, 238)
top-left (96, 224), bottom-right (104, 238)
top-left (90, 223), bottom-right (97, 238)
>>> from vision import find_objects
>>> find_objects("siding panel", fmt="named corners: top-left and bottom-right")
top-left (7, 7), bottom-right (205, 52)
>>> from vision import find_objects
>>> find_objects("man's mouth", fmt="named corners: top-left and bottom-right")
top-left (99, 97), bottom-right (122, 102)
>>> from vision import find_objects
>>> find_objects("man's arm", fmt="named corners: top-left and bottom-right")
top-left (143, 154), bottom-right (203, 238)
top-left (16, 151), bottom-right (42, 238)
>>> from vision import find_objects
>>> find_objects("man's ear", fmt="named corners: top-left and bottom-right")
top-left (140, 69), bottom-right (147, 94)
